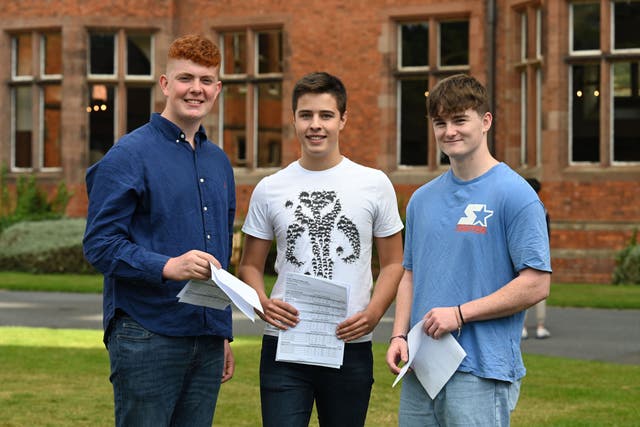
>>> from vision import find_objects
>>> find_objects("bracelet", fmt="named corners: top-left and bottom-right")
top-left (452, 306), bottom-right (462, 338)
top-left (389, 334), bottom-right (407, 343)
top-left (457, 304), bottom-right (466, 325)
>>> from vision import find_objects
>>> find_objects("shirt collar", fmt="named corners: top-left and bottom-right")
top-left (150, 113), bottom-right (208, 146)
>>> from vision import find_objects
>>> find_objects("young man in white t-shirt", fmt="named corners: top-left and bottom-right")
top-left (239, 71), bottom-right (404, 427)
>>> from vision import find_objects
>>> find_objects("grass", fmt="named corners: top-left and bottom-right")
top-left (1, 328), bottom-right (639, 426)
top-left (1, 271), bottom-right (639, 309)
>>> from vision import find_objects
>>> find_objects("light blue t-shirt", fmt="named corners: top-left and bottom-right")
top-left (404, 163), bottom-right (551, 382)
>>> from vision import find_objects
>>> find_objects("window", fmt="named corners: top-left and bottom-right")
top-left (568, 1), bottom-right (640, 164)
top-left (10, 31), bottom-right (62, 171)
top-left (515, 5), bottom-right (542, 167)
top-left (396, 19), bottom-right (469, 167)
top-left (219, 28), bottom-right (283, 168)
top-left (87, 31), bottom-right (153, 164)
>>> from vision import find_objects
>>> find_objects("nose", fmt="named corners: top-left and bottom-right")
top-left (190, 79), bottom-right (202, 93)
top-left (310, 114), bottom-right (321, 129)
top-left (445, 123), bottom-right (457, 137)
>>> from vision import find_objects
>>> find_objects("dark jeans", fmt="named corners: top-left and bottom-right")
top-left (107, 314), bottom-right (224, 427)
top-left (260, 335), bottom-right (374, 427)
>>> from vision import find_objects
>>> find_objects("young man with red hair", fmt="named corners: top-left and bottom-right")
top-left (84, 34), bottom-right (235, 426)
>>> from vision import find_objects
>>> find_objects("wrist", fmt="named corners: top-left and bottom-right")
top-left (389, 334), bottom-right (407, 344)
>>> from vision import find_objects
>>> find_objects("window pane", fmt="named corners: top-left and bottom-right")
top-left (519, 12), bottom-right (527, 61)
top-left (222, 83), bottom-right (247, 166)
top-left (127, 87), bottom-right (151, 132)
top-left (89, 33), bottom-right (115, 75)
top-left (127, 34), bottom-right (152, 76)
top-left (440, 21), bottom-right (469, 66)
top-left (222, 32), bottom-right (247, 75)
top-left (14, 34), bottom-right (33, 77)
top-left (613, 62), bottom-right (640, 162)
top-left (257, 82), bottom-right (282, 167)
top-left (43, 85), bottom-right (62, 168)
top-left (572, 3), bottom-right (600, 51)
top-left (43, 33), bottom-right (62, 75)
top-left (571, 64), bottom-right (600, 162)
top-left (88, 84), bottom-right (115, 164)
top-left (257, 30), bottom-right (283, 74)
top-left (399, 79), bottom-right (428, 166)
top-left (614, 1), bottom-right (640, 50)
top-left (400, 23), bottom-right (428, 68)
top-left (14, 86), bottom-right (33, 168)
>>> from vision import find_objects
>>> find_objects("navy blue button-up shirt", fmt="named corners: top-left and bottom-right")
top-left (83, 113), bottom-right (236, 342)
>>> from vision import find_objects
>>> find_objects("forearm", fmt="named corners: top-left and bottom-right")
top-left (460, 268), bottom-right (550, 324)
top-left (391, 270), bottom-right (413, 336)
top-left (366, 262), bottom-right (404, 322)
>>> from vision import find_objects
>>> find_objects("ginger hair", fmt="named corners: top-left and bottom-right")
top-left (168, 34), bottom-right (220, 68)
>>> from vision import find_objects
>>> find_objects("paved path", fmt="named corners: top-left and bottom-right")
top-left (1, 290), bottom-right (639, 365)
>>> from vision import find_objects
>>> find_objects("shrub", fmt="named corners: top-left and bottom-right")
top-left (0, 168), bottom-right (72, 232)
top-left (613, 230), bottom-right (640, 285)
top-left (0, 218), bottom-right (96, 274)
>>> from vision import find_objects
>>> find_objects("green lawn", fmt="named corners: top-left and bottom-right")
top-left (1, 271), bottom-right (639, 309)
top-left (0, 327), bottom-right (638, 426)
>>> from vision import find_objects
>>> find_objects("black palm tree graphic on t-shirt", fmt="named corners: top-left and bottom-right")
top-left (284, 190), bottom-right (360, 279)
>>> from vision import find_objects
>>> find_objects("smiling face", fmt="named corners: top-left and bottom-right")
top-left (160, 58), bottom-right (221, 130)
top-left (294, 92), bottom-right (347, 170)
top-left (432, 108), bottom-right (492, 162)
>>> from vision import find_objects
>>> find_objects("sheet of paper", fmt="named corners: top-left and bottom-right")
top-left (177, 262), bottom-right (263, 321)
top-left (276, 272), bottom-right (348, 369)
top-left (392, 319), bottom-right (467, 399)
top-left (177, 279), bottom-right (232, 310)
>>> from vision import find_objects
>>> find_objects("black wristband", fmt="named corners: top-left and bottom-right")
top-left (389, 334), bottom-right (407, 343)
top-left (457, 304), bottom-right (466, 325)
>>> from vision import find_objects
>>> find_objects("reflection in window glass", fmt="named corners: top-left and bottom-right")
top-left (440, 21), bottom-right (469, 66)
top-left (613, 62), bottom-right (640, 162)
top-left (14, 34), bottom-right (33, 77)
top-left (614, 1), bottom-right (640, 50)
top-left (400, 23), bottom-right (428, 68)
top-left (257, 31), bottom-right (283, 74)
top-left (89, 33), bottom-right (115, 75)
top-left (399, 79), bottom-right (428, 166)
top-left (127, 35), bottom-right (151, 76)
top-left (222, 83), bottom-right (247, 166)
top-left (571, 64), bottom-right (600, 162)
top-left (222, 32), bottom-right (247, 75)
top-left (14, 86), bottom-right (33, 168)
top-left (572, 3), bottom-right (600, 51)
top-left (126, 87), bottom-right (151, 132)
top-left (43, 33), bottom-right (62, 75)
top-left (42, 85), bottom-right (62, 168)
top-left (257, 82), bottom-right (282, 167)
top-left (88, 84), bottom-right (115, 164)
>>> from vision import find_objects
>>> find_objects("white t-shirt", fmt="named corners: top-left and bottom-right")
top-left (242, 157), bottom-right (404, 342)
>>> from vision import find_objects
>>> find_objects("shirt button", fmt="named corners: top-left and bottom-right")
top-left (180, 133), bottom-right (185, 139)
top-left (206, 234), bottom-right (211, 240)
top-left (175, 139), bottom-right (179, 143)
top-left (200, 178), bottom-right (205, 183)
top-left (203, 206), bottom-right (208, 211)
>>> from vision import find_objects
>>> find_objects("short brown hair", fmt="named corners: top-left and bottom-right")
top-left (168, 34), bottom-right (220, 68)
top-left (292, 72), bottom-right (347, 117)
top-left (427, 74), bottom-right (489, 118)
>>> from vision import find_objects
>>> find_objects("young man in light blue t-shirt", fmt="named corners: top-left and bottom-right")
top-left (386, 74), bottom-right (551, 426)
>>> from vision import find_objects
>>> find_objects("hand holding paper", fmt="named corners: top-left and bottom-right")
top-left (392, 320), bottom-right (466, 399)
top-left (177, 262), bottom-right (264, 321)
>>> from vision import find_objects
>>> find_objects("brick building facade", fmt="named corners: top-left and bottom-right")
top-left (1, 0), bottom-right (638, 283)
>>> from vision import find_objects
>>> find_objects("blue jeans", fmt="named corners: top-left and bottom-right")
top-left (107, 314), bottom-right (225, 427)
top-left (399, 371), bottom-right (521, 427)
top-left (260, 335), bottom-right (374, 427)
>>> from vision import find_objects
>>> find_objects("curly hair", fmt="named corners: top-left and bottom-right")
top-left (168, 34), bottom-right (221, 68)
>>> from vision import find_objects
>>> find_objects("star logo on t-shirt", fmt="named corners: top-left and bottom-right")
top-left (456, 204), bottom-right (494, 234)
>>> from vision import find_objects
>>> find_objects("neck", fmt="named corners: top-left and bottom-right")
top-left (450, 152), bottom-right (499, 181)
top-left (299, 154), bottom-right (343, 171)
